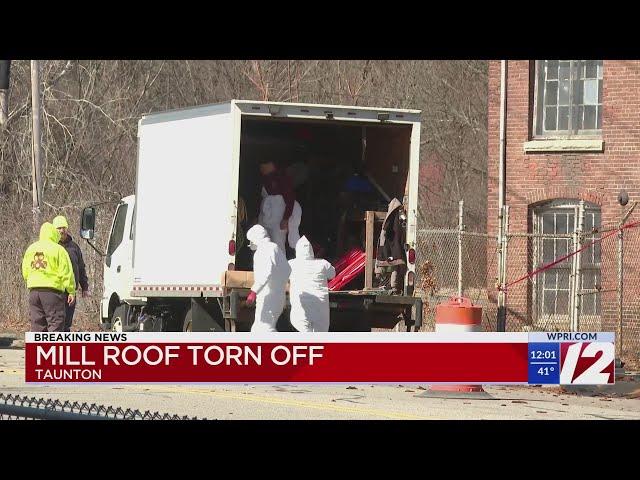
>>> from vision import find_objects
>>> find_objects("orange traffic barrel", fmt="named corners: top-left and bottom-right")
top-left (434, 296), bottom-right (482, 332)
top-left (429, 296), bottom-right (485, 394)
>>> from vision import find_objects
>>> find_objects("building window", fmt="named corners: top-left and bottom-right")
top-left (534, 60), bottom-right (603, 138)
top-left (532, 200), bottom-right (601, 325)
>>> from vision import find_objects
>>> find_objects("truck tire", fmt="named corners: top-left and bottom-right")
top-left (111, 305), bottom-right (127, 332)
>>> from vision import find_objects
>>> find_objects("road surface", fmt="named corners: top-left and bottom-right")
top-left (1, 346), bottom-right (638, 420)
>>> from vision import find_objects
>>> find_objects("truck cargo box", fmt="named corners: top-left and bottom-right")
top-left (132, 100), bottom-right (421, 298)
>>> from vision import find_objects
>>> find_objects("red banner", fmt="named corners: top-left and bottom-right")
top-left (25, 337), bottom-right (528, 383)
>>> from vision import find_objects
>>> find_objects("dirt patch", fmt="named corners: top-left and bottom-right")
top-left (542, 379), bottom-right (640, 399)
top-left (1, 311), bottom-right (100, 337)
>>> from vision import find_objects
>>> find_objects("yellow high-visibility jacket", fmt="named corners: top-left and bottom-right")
top-left (22, 222), bottom-right (76, 295)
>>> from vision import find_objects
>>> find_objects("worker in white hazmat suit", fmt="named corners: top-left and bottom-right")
top-left (245, 225), bottom-right (291, 332)
top-left (288, 236), bottom-right (336, 332)
top-left (259, 187), bottom-right (302, 253)
top-left (257, 159), bottom-right (302, 253)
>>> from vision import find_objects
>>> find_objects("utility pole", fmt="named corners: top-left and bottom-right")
top-left (31, 60), bottom-right (43, 234)
top-left (0, 60), bottom-right (10, 128)
top-left (457, 200), bottom-right (464, 298)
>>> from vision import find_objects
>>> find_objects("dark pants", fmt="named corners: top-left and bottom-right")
top-left (65, 301), bottom-right (76, 332)
top-left (29, 288), bottom-right (66, 332)
top-left (391, 264), bottom-right (407, 293)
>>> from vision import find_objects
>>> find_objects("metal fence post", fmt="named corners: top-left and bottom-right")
top-left (569, 208), bottom-right (577, 331)
top-left (458, 200), bottom-right (464, 298)
top-left (502, 206), bottom-right (510, 326)
top-left (617, 227), bottom-right (624, 357)
top-left (616, 201), bottom-right (637, 360)
top-left (497, 205), bottom-right (509, 332)
top-left (570, 200), bottom-right (585, 332)
top-left (496, 206), bottom-right (504, 332)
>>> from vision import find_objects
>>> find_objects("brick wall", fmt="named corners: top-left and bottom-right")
top-left (487, 61), bottom-right (640, 357)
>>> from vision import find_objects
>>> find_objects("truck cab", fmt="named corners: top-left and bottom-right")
top-left (98, 195), bottom-right (137, 331)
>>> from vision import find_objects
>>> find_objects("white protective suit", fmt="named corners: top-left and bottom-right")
top-left (258, 187), bottom-right (302, 253)
top-left (247, 225), bottom-right (291, 332)
top-left (288, 236), bottom-right (336, 332)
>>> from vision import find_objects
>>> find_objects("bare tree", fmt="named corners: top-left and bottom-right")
top-left (0, 59), bottom-right (488, 331)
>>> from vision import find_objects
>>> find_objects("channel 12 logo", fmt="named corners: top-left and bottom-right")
top-left (560, 342), bottom-right (614, 384)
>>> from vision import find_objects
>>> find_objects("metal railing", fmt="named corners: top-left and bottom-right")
top-left (0, 393), bottom-right (200, 420)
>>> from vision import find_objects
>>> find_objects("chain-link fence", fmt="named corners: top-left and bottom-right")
top-left (414, 201), bottom-right (640, 368)
top-left (0, 393), bottom-right (199, 420)
top-left (415, 201), bottom-right (498, 332)
top-left (416, 229), bottom-right (498, 332)
top-left (502, 219), bottom-right (640, 367)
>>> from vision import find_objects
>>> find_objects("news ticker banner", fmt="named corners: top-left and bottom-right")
top-left (24, 332), bottom-right (615, 385)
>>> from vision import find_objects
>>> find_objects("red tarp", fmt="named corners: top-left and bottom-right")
top-left (329, 248), bottom-right (366, 291)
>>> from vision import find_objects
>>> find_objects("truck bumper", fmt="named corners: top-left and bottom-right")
top-left (329, 293), bottom-right (422, 331)
top-left (226, 288), bottom-right (423, 332)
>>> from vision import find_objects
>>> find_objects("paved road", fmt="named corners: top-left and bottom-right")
top-left (1, 347), bottom-right (638, 420)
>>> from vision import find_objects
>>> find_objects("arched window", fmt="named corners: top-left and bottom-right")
top-left (531, 200), bottom-right (601, 326)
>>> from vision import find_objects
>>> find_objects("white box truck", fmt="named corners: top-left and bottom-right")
top-left (80, 100), bottom-right (423, 332)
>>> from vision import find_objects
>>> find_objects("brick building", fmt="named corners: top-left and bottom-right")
top-left (487, 61), bottom-right (640, 358)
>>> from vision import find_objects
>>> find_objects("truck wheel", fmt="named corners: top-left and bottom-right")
top-left (111, 305), bottom-right (126, 332)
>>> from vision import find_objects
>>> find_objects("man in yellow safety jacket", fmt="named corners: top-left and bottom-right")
top-left (22, 222), bottom-right (76, 332)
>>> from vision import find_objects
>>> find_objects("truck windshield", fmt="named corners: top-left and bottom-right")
top-left (107, 204), bottom-right (128, 257)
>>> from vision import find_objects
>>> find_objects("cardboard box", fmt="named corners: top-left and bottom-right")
top-left (221, 270), bottom-right (290, 291)
top-left (222, 271), bottom-right (254, 289)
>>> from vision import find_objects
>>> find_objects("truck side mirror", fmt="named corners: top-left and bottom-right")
top-left (81, 207), bottom-right (96, 239)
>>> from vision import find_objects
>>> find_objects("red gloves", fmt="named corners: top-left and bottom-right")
top-left (246, 291), bottom-right (257, 306)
